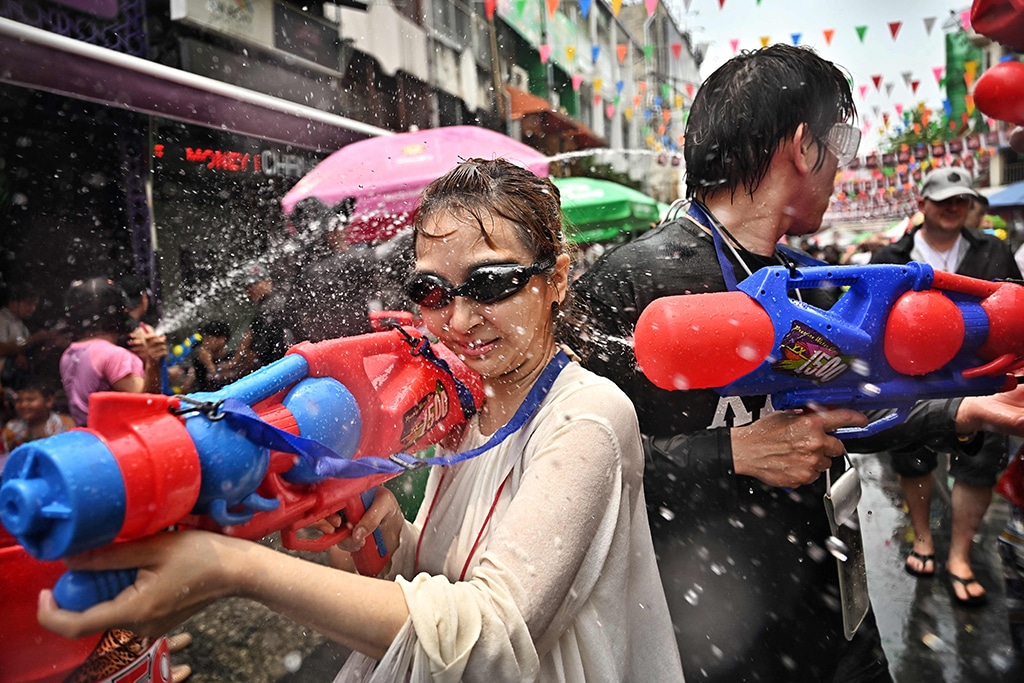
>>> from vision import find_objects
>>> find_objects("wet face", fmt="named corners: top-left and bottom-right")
top-left (920, 195), bottom-right (970, 234)
top-left (786, 131), bottom-right (841, 237)
top-left (15, 389), bottom-right (51, 424)
top-left (413, 209), bottom-right (566, 386)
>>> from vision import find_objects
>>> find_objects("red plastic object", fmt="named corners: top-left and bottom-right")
top-left (973, 60), bottom-right (1024, 126)
top-left (977, 282), bottom-right (1024, 360)
top-left (634, 292), bottom-right (775, 391)
top-left (972, 0), bottom-right (1024, 51)
top-left (87, 393), bottom-right (202, 541)
top-left (0, 529), bottom-right (100, 683)
top-left (883, 290), bottom-right (966, 376)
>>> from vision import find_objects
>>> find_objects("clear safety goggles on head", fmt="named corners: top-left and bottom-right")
top-left (821, 122), bottom-right (861, 167)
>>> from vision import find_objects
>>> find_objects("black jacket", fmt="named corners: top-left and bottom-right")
top-left (574, 216), bottom-right (969, 683)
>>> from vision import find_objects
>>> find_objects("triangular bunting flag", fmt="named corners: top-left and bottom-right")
top-left (888, 22), bottom-right (901, 40)
top-left (616, 80), bottom-right (624, 94)
top-left (901, 71), bottom-right (913, 87)
top-left (823, 29), bottom-right (835, 45)
top-left (759, 36), bottom-right (770, 48)
top-left (638, 81), bottom-right (647, 93)
top-left (730, 38), bottom-right (740, 54)
top-left (671, 43), bottom-right (682, 60)
top-left (612, 0), bottom-right (622, 16)
top-left (685, 83), bottom-right (695, 99)
top-left (911, 79), bottom-right (920, 94)
top-left (484, 0), bottom-right (496, 20)
top-left (539, 44), bottom-right (551, 64)
top-left (923, 17), bottom-right (936, 35)
top-left (872, 75), bottom-right (882, 91)
top-left (591, 45), bottom-right (600, 63)
top-left (579, 0), bottom-right (592, 19)
top-left (858, 84), bottom-right (868, 99)
top-left (965, 94), bottom-right (975, 115)
top-left (544, 0), bottom-right (558, 17)
top-left (661, 83), bottom-right (671, 99)
top-left (624, 108), bottom-right (634, 122)
top-left (662, 109), bottom-right (672, 123)
top-left (885, 82), bottom-right (894, 97)
top-left (594, 78), bottom-right (603, 92)
top-left (894, 103), bottom-right (904, 116)
top-left (566, 46), bottom-right (576, 63)
top-left (606, 104), bottom-right (616, 119)
top-left (932, 66), bottom-right (944, 84)
top-left (633, 94), bottom-right (642, 108)
top-left (718, 0), bottom-right (726, 8)
top-left (675, 95), bottom-right (683, 109)
top-left (514, 0), bottom-right (528, 15)
top-left (571, 75), bottom-right (584, 91)
top-left (616, 44), bottom-right (628, 64)
top-left (594, 94), bottom-right (602, 106)
top-left (872, 105), bottom-right (880, 118)
top-left (791, 33), bottom-right (801, 46)
top-left (855, 26), bottom-right (868, 43)
top-left (644, 45), bottom-right (654, 60)
top-left (645, 0), bottom-right (657, 16)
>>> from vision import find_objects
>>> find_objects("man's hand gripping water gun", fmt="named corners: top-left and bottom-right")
top-left (0, 326), bottom-right (483, 612)
top-left (634, 262), bottom-right (1024, 438)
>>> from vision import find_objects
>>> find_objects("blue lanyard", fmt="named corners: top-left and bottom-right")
top-left (685, 200), bottom-right (825, 292)
top-left (216, 350), bottom-right (572, 481)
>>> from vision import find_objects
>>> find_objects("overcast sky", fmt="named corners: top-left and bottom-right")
top-left (665, 0), bottom-right (974, 153)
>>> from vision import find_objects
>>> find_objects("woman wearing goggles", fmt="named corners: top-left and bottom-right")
top-left (39, 158), bottom-right (683, 683)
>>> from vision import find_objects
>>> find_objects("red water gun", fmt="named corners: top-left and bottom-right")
top-left (0, 326), bottom-right (482, 620)
top-left (634, 263), bottom-right (1024, 437)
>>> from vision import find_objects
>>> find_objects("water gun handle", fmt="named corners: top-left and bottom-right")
top-left (53, 567), bottom-right (138, 612)
top-left (347, 489), bottom-right (390, 576)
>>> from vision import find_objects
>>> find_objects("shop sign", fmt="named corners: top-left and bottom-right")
top-left (157, 143), bottom-right (321, 179)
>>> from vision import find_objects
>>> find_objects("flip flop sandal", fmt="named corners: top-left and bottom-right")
top-left (949, 573), bottom-right (988, 607)
top-left (904, 550), bottom-right (935, 578)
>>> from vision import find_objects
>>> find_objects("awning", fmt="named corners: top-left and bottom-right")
top-left (505, 85), bottom-right (607, 150)
top-left (988, 180), bottom-right (1024, 209)
top-left (0, 18), bottom-right (391, 151)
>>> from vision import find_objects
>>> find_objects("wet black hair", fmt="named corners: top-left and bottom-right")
top-left (64, 277), bottom-right (129, 337)
top-left (198, 320), bottom-right (231, 340)
top-left (684, 44), bottom-right (855, 201)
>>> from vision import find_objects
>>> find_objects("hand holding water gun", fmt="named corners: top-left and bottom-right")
top-left (0, 326), bottom-right (483, 613)
top-left (634, 263), bottom-right (1024, 438)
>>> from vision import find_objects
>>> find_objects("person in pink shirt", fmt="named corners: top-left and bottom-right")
top-left (59, 277), bottom-right (165, 426)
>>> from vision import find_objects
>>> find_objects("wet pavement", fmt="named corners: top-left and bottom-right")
top-left (856, 451), bottom-right (1024, 682)
top-left (173, 452), bottom-right (1024, 682)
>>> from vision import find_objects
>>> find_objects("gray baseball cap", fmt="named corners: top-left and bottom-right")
top-left (920, 168), bottom-right (980, 202)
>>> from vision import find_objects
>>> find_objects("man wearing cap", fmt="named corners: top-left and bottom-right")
top-left (872, 167), bottom-right (1022, 605)
top-left (206, 264), bottom-right (295, 383)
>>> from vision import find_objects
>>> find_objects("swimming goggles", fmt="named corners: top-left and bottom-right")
top-left (405, 256), bottom-right (556, 309)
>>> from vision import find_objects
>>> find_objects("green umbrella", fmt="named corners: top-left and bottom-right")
top-left (552, 177), bottom-right (661, 244)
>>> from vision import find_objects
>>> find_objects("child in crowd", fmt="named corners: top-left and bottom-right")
top-left (0, 379), bottom-right (75, 462)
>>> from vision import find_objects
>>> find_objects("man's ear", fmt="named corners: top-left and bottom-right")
top-left (793, 123), bottom-right (817, 175)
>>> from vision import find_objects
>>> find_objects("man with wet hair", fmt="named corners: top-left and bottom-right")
top-left (575, 44), bottom-right (1024, 683)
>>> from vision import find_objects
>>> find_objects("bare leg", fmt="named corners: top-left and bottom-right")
top-left (947, 480), bottom-right (992, 601)
top-left (900, 474), bottom-right (935, 574)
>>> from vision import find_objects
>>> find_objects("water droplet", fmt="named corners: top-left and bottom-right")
top-left (825, 536), bottom-right (849, 562)
top-left (684, 589), bottom-right (700, 605)
top-left (283, 651), bottom-right (303, 672)
top-left (922, 632), bottom-right (947, 652)
top-left (659, 506), bottom-right (675, 521)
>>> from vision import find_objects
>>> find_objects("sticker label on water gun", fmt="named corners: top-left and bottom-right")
top-left (772, 321), bottom-right (853, 383)
top-left (400, 380), bottom-right (451, 448)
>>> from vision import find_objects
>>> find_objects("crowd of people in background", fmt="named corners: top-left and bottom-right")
top-left (5, 37), bottom-right (1024, 683)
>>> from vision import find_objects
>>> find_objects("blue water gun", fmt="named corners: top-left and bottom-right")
top-left (634, 262), bottom-right (1024, 437)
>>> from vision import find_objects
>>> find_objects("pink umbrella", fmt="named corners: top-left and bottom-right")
top-left (281, 126), bottom-right (550, 243)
